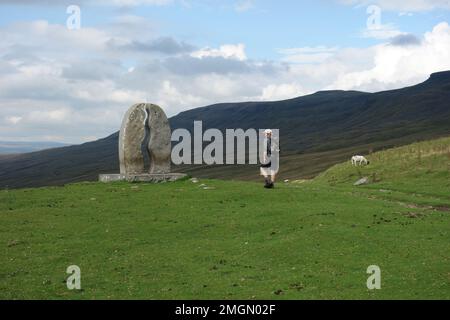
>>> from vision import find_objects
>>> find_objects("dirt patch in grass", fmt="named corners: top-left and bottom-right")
top-left (433, 205), bottom-right (450, 212)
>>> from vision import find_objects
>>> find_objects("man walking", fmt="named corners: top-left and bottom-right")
top-left (260, 129), bottom-right (279, 188)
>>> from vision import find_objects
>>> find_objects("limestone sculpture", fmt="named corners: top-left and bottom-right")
top-left (119, 103), bottom-right (171, 175)
top-left (99, 103), bottom-right (185, 183)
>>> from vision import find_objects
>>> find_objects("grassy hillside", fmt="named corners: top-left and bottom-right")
top-left (316, 136), bottom-right (450, 200)
top-left (1, 138), bottom-right (449, 299)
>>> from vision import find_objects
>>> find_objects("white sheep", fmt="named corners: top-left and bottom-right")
top-left (351, 155), bottom-right (369, 166)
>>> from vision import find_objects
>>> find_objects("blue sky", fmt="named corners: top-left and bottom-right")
top-left (1, 0), bottom-right (450, 143)
top-left (1, 1), bottom-right (449, 58)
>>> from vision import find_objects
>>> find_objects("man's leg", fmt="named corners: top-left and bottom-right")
top-left (264, 175), bottom-right (271, 188)
top-left (271, 174), bottom-right (277, 184)
top-left (266, 174), bottom-right (275, 188)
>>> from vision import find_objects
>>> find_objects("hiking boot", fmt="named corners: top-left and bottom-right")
top-left (264, 180), bottom-right (274, 188)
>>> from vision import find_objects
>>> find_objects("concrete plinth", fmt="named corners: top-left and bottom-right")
top-left (99, 173), bottom-right (187, 183)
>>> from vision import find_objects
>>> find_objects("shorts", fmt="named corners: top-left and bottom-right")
top-left (260, 167), bottom-right (276, 176)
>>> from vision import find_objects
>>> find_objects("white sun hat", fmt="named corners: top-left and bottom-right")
top-left (264, 129), bottom-right (273, 134)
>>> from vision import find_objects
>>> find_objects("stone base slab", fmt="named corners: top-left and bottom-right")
top-left (99, 173), bottom-right (187, 183)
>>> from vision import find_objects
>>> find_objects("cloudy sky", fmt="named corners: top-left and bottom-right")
top-left (1, 0), bottom-right (450, 143)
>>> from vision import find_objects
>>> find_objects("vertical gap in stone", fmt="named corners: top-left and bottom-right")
top-left (141, 108), bottom-right (151, 172)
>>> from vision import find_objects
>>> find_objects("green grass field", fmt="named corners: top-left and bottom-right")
top-left (1, 137), bottom-right (449, 299)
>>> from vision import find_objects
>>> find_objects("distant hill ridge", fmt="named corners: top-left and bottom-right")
top-left (0, 141), bottom-right (70, 155)
top-left (1, 71), bottom-right (450, 188)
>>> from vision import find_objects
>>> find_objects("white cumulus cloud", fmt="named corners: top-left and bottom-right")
top-left (261, 83), bottom-right (309, 101)
top-left (329, 22), bottom-right (450, 91)
top-left (339, 0), bottom-right (450, 11)
top-left (191, 44), bottom-right (247, 61)
top-left (1, 18), bottom-right (450, 143)
top-left (279, 46), bottom-right (339, 63)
